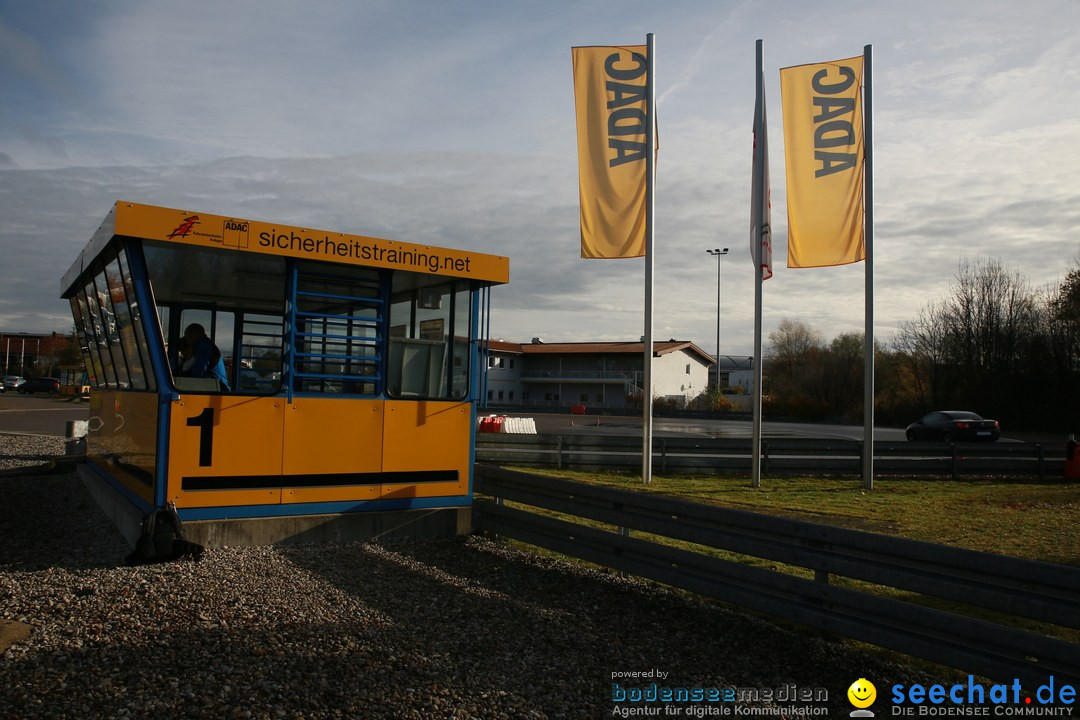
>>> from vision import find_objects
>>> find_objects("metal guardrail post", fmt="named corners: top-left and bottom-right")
top-left (493, 494), bottom-right (503, 541)
top-left (618, 521), bottom-right (630, 578)
top-left (556, 436), bottom-right (564, 470)
top-left (660, 438), bottom-right (667, 475)
top-left (761, 440), bottom-right (770, 476)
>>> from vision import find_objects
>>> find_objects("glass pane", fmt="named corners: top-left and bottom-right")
top-left (157, 305), bottom-right (171, 362)
top-left (293, 263), bottom-right (381, 395)
top-left (84, 275), bottom-right (117, 389)
top-left (117, 248), bottom-right (156, 391)
top-left (178, 308), bottom-right (213, 380)
top-left (450, 284), bottom-right (470, 400)
top-left (388, 275), bottom-right (467, 400)
top-left (144, 241), bottom-right (285, 394)
top-left (215, 310), bottom-right (235, 383)
top-left (105, 256), bottom-right (144, 390)
top-left (69, 295), bottom-right (100, 388)
top-left (93, 261), bottom-right (131, 389)
top-left (237, 313), bottom-right (283, 392)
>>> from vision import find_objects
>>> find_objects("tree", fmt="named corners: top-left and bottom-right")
top-left (893, 300), bottom-right (952, 409)
top-left (31, 332), bottom-right (81, 378)
top-left (817, 332), bottom-right (864, 419)
top-left (765, 319), bottom-right (826, 418)
top-left (768, 318), bottom-right (823, 376)
top-left (891, 255), bottom-right (1079, 429)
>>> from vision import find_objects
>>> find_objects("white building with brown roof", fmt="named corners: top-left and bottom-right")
top-left (483, 339), bottom-right (714, 410)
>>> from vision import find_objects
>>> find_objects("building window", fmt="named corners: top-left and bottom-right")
top-left (509, 390), bottom-right (515, 400)
top-left (489, 356), bottom-right (496, 368)
top-left (487, 390), bottom-right (493, 401)
top-left (509, 358), bottom-right (515, 369)
top-left (686, 363), bottom-right (691, 374)
top-left (523, 391), bottom-right (530, 401)
top-left (498, 390), bottom-right (504, 400)
top-left (596, 394), bottom-right (603, 403)
top-left (580, 393), bottom-right (588, 402)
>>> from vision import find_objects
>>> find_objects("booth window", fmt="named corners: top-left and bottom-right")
top-left (143, 242), bottom-right (286, 393)
top-left (70, 292), bottom-right (104, 388)
top-left (63, 245), bottom-right (154, 391)
top-left (116, 249), bottom-right (156, 391)
top-left (290, 261), bottom-right (382, 395)
top-left (387, 275), bottom-right (470, 400)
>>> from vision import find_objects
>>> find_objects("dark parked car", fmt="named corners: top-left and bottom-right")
top-left (906, 411), bottom-right (1000, 442)
top-left (17, 377), bottom-right (61, 395)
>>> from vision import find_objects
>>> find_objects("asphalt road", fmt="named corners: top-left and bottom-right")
top-left (0, 393), bottom-right (1056, 445)
top-left (0, 393), bottom-right (88, 436)
top-left (522, 411), bottom-right (910, 441)
top-left (516, 412), bottom-right (1059, 444)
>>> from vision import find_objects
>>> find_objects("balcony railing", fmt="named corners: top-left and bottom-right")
top-left (519, 370), bottom-right (642, 383)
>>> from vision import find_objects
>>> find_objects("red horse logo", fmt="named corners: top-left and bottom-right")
top-left (168, 215), bottom-right (200, 238)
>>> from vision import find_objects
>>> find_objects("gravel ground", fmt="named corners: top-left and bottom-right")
top-left (0, 433), bottom-right (68, 473)
top-left (0, 437), bottom-right (938, 719)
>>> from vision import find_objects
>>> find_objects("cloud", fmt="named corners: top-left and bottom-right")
top-left (2, 0), bottom-right (1080, 359)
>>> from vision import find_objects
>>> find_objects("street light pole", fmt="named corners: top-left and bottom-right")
top-left (706, 247), bottom-right (729, 388)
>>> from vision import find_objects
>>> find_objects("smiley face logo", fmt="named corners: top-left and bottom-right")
top-left (847, 678), bottom-right (877, 708)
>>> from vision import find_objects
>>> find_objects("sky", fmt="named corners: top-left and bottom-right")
top-left (1, 0), bottom-right (1078, 357)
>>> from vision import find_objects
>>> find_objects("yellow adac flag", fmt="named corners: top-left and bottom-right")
top-left (572, 45), bottom-right (648, 259)
top-left (780, 55), bottom-right (865, 268)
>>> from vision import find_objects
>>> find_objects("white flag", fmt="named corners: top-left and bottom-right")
top-left (751, 68), bottom-right (773, 281)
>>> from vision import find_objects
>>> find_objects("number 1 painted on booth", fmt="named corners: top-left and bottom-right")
top-left (186, 407), bottom-right (214, 467)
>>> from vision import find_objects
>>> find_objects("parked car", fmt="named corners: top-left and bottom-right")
top-left (3, 375), bottom-right (25, 391)
top-left (17, 377), bottom-right (61, 395)
top-left (906, 411), bottom-right (1000, 442)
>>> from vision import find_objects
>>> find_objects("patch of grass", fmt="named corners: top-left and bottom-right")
top-left (508, 468), bottom-right (1080, 567)
top-left (481, 467), bottom-right (1080, 654)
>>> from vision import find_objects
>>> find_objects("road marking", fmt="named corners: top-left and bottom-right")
top-left (0, 408), bottom-right (85, 413)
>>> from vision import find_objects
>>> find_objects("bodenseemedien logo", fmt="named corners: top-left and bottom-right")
top-left (848, 678), bottom-right (877, 717)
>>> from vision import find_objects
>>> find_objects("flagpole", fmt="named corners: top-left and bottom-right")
top-left (642, 32), bottom-right (656, 485)
top-left (862, 43), bottom-right (875, 490)
top-left (751, 39), bottom-right (765, 490)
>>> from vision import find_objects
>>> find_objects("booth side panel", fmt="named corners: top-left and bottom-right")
top-left (382, 400), bottom-right (471, 499)
top-left (86, 390), bottom-right (157, 507)
top-left (167, 396), bottom-right (284, 508)
top-left (281, 397), bottom-right (383, 504)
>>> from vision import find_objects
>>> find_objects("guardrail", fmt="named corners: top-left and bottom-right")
top-left (472, 464), bottom-right (1080, 687)
top-left (475, 434), bottom-right (1065, 479)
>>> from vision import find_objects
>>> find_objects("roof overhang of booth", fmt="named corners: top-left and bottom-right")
top-left (63, 201), bottom-right (510, 295)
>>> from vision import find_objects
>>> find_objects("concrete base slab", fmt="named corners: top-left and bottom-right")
top-left (184, 507), bottom-right (472, 548)
top-left (77, 464), bottom-right (146, 548)
top-left (78, 463), bottom-right (472, 549)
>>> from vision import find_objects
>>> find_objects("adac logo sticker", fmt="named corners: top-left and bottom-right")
top-left (848, 678), bottom-right (876, 717)
top-left (222, 218), bottom-right (250, 248)
top-left (168, 215), bottom-right (200, 239)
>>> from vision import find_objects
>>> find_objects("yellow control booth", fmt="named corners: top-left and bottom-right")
top-left (61, 201), bottom-right (508, 547)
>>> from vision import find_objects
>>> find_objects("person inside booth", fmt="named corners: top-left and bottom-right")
top-left (177, 323), bottom-right (230, 391)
